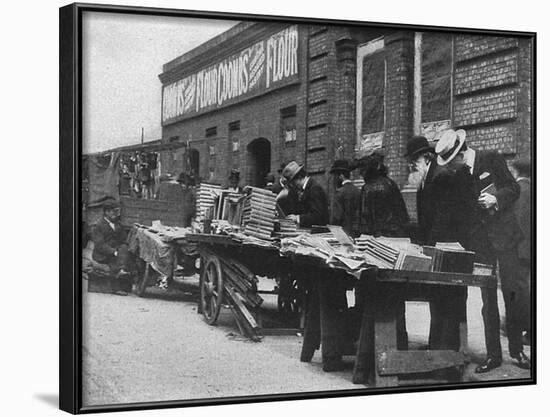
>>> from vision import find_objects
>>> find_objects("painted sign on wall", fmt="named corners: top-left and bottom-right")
top-left (162, 26), bottom-right (299, 124)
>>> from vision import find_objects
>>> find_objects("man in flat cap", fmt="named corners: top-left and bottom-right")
top-left (91, 197), bottom-right (132, 295)
top-left (329, 159), bottom-right (361, 237)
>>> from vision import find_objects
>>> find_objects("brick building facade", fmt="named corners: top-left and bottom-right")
top-left (158, 22), bottom-right (532, 194)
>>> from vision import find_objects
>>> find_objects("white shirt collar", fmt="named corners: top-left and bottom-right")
top-left (302, 176), bottom-right (310, 190)
top-left (463, 148), bottom-right (476, 174)
top-left (421, 161), bottom-right (432, 188)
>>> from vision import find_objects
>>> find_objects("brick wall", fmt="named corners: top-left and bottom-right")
top-left (159, 24), bottom-right (532, 195)
top-left (453, 35), bottom-right (531, 157)
top-left (383, 32), bottom-right (415, 187)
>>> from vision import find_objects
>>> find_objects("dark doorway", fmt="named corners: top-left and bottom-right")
top-left (247, 138), bottom-right (271, 188)
top-left (187, 148), bottom-right (200, 179)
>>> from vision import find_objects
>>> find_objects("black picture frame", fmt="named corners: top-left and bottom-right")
top-left (60, 2), bottom-right (536, 414)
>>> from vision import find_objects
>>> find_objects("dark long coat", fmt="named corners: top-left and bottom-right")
top-left (469, 151), bottom-right (521, 260)
top-left (514, 177), bottom-right (531, 262)
top-left (91, 217), bottom-right (127, 265)
top-left (331, 182), bottom-right (361, 237)
top-left (360, 175), bottom-right (409, 238)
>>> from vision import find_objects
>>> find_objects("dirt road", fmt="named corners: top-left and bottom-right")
top-left (82, 277), bottom-right (530, 407)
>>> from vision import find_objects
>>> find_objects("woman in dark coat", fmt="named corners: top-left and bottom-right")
top-left (358, 152), bottom-right (410, 237)
top-left (356, 152), bottom-right (409, 349)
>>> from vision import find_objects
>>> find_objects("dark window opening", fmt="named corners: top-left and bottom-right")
top-left (421, 33), bottom-right (453, 123)
top-left (281, 105), bottom-right (297, 146)
top-left (205, 126), bottom-right (217, 137)
top-left (362, 50), bottom-right (385, 135)
top-left (229, 120), bottom-right (240, 131)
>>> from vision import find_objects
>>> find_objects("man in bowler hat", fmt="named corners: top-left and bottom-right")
top-left (405, 135), bottom-right (465, 351)
top-left (91, 197), bottom-right (132, 295)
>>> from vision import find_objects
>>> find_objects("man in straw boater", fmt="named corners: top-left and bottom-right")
top-left (91, 197), bottom-right (132, 295)
top-left (281, 161), bottom-right (348, 371)
top-left (404, 135), bottom-right (465, 351)
top-left (329, 159), bottom-right (361, 237)
top-left (435, 128), bottom-right (529, 372)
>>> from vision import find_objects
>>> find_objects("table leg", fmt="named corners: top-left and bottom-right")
top-left (373, 284), bottom-right (400, 387)
top-left (353, 276), bottom-right (375, 384)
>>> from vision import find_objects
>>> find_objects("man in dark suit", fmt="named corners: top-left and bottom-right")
top-left (406, 136), bottom-right (457, 246)
top-left (91, 197), bottom-right (132, 294)
top-left (329, 159), bottom-right (361, 237)
top-left (282, 161), bottom-right (346, 372)
top-left (509, 158), bottom-right (532, 361)
top-left (405, 135), bottom-right (464, 351)
top-left (435, 129), bottom-right (526, 372)
top-left (282, 161), bottom-right (329, 227)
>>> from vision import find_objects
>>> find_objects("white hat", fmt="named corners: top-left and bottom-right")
top-left (435, 129), bottom-right (466, 166)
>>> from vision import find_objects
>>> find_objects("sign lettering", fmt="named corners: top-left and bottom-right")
top-left (162, 26), bottom-right (299, 124)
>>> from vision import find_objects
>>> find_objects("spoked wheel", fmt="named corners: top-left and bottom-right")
top-left (277, 275), bottom-right (303, 316)
top-left (200, 256), bottom-right (224, 325)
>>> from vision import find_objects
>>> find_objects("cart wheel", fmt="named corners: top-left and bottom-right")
top-left (277, 275), bottom-right (303, 316)
top-left (200, 256), bottom-right (224, 325)
top-left (136, 263), bottom-right (151, 297)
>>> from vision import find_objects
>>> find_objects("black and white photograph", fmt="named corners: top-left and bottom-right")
top-left (59, 2), bottom-right (535, 413)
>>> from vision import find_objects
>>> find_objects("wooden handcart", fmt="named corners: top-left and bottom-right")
top-left (185, 233), bottom-right (303, 341)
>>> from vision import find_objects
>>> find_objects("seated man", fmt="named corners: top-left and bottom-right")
top-left (91, 197), bottom-right (131, 295)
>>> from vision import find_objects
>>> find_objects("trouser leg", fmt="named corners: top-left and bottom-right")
top-left (481, 285), bottom-right (502, 361)
top-left (318, 273), bottom-right (347, 363)
top-left (300, 278), bottom-right (321, 362)
top-left (498, 249), bottom-right (523, 357)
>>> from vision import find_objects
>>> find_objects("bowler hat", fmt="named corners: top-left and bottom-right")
top-left (281, 161), bottom-right (304, 182)
top-left (329, 159), bottom-right (352, 174)
top-left (405, 136), bottom-right (434, 159)
top-left (435, 129), bottom-right (466, 166)
top-left (102, 197), bottom-right (120, 210)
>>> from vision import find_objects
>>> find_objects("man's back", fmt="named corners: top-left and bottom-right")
top-left (332, 182), bottom-right (361, 236)
top-left (298, 178), bottom-right (329, 227)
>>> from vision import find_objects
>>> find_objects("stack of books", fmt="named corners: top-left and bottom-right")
top-left (240, 186), bottom-right (277, 240)
top-left (423, 242), bottom-right (475, 273)
top-left (354, 235), bottom-right (400, 269)
top-left (196, 183), bottom-right (222, 220)
top-left (273, 218), bottom-right (299, 238)
top-left (394, 251), bottom-right (432, 271)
